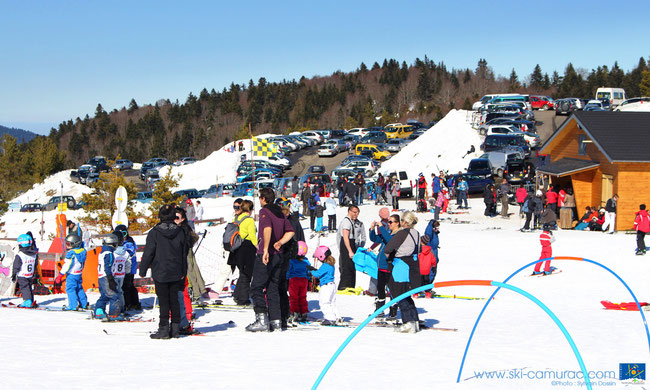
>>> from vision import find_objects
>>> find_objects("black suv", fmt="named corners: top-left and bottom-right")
top-left (555, 99), bottom-right (578, 116)
top-left (87, 156), bottom-right (110, 172)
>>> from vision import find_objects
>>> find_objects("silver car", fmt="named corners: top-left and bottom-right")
top-left (384, 138), bottom-right (406, 153)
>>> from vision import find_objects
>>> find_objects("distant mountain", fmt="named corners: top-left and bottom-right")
top-left (0, 125), bottom-right (39, 144)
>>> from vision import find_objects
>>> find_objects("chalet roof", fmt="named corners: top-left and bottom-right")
top-left (542, 112), bottom-right (650, 163)
top-left (536, 158), bottom-right (600, 177)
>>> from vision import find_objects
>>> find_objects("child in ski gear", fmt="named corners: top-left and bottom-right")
top-left (533, 224), bottom-right (555, 275)
top-left (287, 241), bottom-right (310, 322)
top-left (391, 180), bottom-right (400, 211)
top-left (57, 233), bottom-right (88, 310)
top-left (433, 191), bottom-right (445, 221)
top-left (94, 233), bottom-right (120, 318)
top-left (311, 245), bottom-right (341, 325)
top-left (115, 224), bottom-right (140, 310)
top-left (422, 220), bottom-right (440, 284)
top-left (12, 234), bottom-right (38, 307)
top-left (634, 204), bottom-right (650, 255)
top-left (314, 200), bottom-right (324, 232)
top-left (112, 230), bottom-right (130, 313)
top-left (308, 189), bottom-right (320, 231)
top-left (457, 177), bottom-right (468, 209)
top-left (325, 194), bottom-right (337, 232)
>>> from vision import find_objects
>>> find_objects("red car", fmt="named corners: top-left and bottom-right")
top-left (529, 95), bottom-right (554, 110)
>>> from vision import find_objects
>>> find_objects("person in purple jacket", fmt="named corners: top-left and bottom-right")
top-left (246, 188), bottom-right (295, 332)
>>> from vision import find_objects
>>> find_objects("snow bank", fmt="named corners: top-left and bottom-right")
top-left (381, 109), bottom-right (483, 178)
top-left (12, 169), bottom-right (93, 205)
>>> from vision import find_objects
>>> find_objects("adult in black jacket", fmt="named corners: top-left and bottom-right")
top-left (521, 190), bottom-right (537, 231)
top-left (483, 184), bottom-right (495, 217)
top-left (140, 204), bottom-right (189, 339)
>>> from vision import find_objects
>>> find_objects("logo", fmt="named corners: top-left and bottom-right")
top-left (620, 363), bottom-right (645, 381)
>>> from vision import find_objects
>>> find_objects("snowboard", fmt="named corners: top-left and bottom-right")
top-left (600, 301), bottom-right (648, 311)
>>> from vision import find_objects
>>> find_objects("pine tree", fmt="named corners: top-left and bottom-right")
top-left (508, 69), bottom-right (520, 91)
top-left (128, 99), bottom-right (139, 114)
top-left (640, 70), bottom-right (650, 96)
top-left (530, 65), bottom-right (544, 89)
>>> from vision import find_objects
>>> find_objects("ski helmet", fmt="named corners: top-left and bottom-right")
top-left (65, 234), bottom-right (82, 249)
top-left (102, 233), bottom-right (119, 247)
top-left (313, 245), bottom-right (331, 262)
top-left (115, 224), bottom-right (128, 239)
top-left (275, 197), bottom-right (290, 208)
top-left (297, 241), bottom-right (308, 257)
top-left (112, 230), bottom-right (125, 245)
top-left (17, 234), bottom-right (33, 248)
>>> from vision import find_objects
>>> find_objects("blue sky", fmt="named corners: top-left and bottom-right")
top-left (1, 1), bottom-right (647, 135)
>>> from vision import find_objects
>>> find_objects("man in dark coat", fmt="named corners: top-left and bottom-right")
top-left (140, 204), bottom-right (189, 339)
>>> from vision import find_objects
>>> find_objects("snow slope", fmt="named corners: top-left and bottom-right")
top-left (1, 197), bottom-right (648, 390)
top-left (381, 109), bottom-right (483, 178)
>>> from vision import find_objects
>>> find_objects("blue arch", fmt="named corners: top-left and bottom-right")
top-left (457, 256), bottom-right (650, 384)
top-left (312, 280), bottom-right (591, 390)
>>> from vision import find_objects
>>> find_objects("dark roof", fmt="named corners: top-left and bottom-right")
top-left (568, 112), bottom-right (650, 162)
top-left (536, 158), bottom-right (600, 177)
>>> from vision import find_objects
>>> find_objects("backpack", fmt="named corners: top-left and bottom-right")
top-left (522, 198), bottom-right (530, 214)
top-left (308, 194), bottom-right (317, 208)
top-left (222, 216), bottom-right (251, 252)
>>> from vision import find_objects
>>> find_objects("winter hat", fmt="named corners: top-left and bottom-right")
top-left (418, 173), bottom-right (423, 177)
top-left (536, 190), bottom-right (542, 196)
top-left (600, 208), bottom-right (605, 213)
top-left (379, 207), bottom-right (390, 220)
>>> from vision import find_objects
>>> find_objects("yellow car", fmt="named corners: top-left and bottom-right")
top-left (355, 144), bottom-right (391, 161)
top-left (384, 125), bottom-right (414, 139)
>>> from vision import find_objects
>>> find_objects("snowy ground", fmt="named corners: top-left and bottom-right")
top-left (1, 196), bottom-right (648, 389)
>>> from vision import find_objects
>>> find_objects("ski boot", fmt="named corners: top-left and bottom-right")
top-left (374, 299), bottom-right (386, 317)
top-left (532, 271), bottom-right (543, 276)
top-left (18, 299), bottom-right (34, 308)
top-left (93, 308), bottom-right (107, 320)
top-left (150, 323), bottom-right (171, 339)
top-left (270, 319), bottom-right (283, 332)
top-left (245, 313), bottom-right (270, 332)
top-left (386, 305), bottom-right (398, 321)
top-left (394, 321), bottom-right (419, 333)
top-left (299, 313), bottom-right (308, 323)
top-left (636, 249), bottom-right (644, 256)
top-left (170, 323), bottom-right (181, 338)
top-left (543, 270), bottom-right (552, 276)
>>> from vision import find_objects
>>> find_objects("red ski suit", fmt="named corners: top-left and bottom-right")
top-left (534, 230), bottom-right (553, 273)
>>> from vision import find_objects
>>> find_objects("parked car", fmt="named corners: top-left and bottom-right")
top-left (383, 170), bottom-right (412, 198)
top-left (329, 129), bottom-right (348, 139)
top-left (236, 169), bottom-right (276, 183)
top-left (174, 157), bottom-right (198, 166)
top-left (301, 131), bottom-right (324, 143)
top-left (331, 168), bottom-right (357, 182)
top-left (341, 134), bottom-right (360, 148)
top-left (483, 124), bottom-right (519, 137)
top-left (529, 95), bottom-right (554, 110)
top-left (341, 155), bottom-right (380, 169)
top-left (355, 144), bottom-right (390, 161)
top-left (20, 203), bottom-right (42, 212)
top-left (233, 182), bottom-right (254, 197)
top-left (313, 130), bottom-right (331, 139)
top-left (75, 164), bottom-right (99, 185)
top-left (42, 196), bottom-right (77, 211)
top-left (510, 131), bottom-right (541, 148)
top-left (87, 156), bottom-right (111, 172)
top-left (384, 138), bottom-right (407, 153)
top-left (454, 172), bottom-right (494, 194)
top-left (299, 173), bottom-right (333, 190)
top-left (595, 87), bottom-right (626, 107)
top-left (481, 134), bottom-right (530, 156)
top-left (384, 125), bottom-right (414, 139)
top-left (614, 97), bottom-right (650, 112)
top-left (347, 128), bottom-right (369, 138)
top-left (113, 159), bottom-right (133, 170)
top-left (554, 99), bottom-right (579, 115)
top-left (307, 165), bottom-right (326, 174)
top-left (173, 189), bottom-right (201, 199)
top-left (324, 139), bottom-right (349, 152)
top-left (318, 144), bottom-right (338, 157)
top-left (337, 160), bottom-right (376, 177)
top-left (139, 162), bottom-right (155, 180)
top-left (136, 191), bottom-right (154, 203)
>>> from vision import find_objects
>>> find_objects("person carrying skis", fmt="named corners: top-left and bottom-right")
top-left (533, 224), bottom-right (555, 275)
top-left (287, 241), bottom-right (310, 324)
top-left (56, 234), bottom-right (88, 310)
top-left (12, 234), bottom-right (39, 308)
top-left (634, 204), bottom-right (650, 255)
top-left (93, 233), bottom-right (120, 319)
top-left (310, 245), bottom-right (343, 326)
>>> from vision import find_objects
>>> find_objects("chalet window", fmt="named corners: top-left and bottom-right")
top-left (578, 134), bottom-right (587, 155)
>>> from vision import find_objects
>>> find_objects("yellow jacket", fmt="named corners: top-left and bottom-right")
top-left (234, 213), bottom-right (257, 246)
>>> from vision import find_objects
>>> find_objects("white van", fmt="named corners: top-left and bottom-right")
top-left (595, 87), bottom-right (626, 107)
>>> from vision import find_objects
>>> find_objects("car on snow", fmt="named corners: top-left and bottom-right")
top-left (174, 157), bottom-right (198, 166)
top-left (75, 164), bottom-right (100, 185)
top-left (113, 159), bottom-right (133, 170)
top-left (42, 196), bottom-right (77, 211)
top-left (20, 203), bottom-right (42, 212)
top-left (136, 191), bottom-right (154, 203)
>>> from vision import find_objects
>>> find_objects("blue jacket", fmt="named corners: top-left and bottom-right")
top-left (99, 245), bottom-right (115, 278)
top-left (424, 220), bottom-right (440, 259)
top-left (61, 248), bottom-right (86, 276)
top-left (433, 177), bottom-right (441, 193)
top-left (310, 263), bottom-right (335, 285)
top-left (458, 180), bottom-right (468, 192)
top-left (369, 225), bottom-right (393, 270)
top-left (123, 238), bottom-right (138, 274)
top-left (308, 193), bottom-right (320, 211)
top-left (287, 257), bottom-right (311, 279)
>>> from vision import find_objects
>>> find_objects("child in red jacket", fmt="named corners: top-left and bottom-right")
top-left (533, 223), bottom-right (555, 275)
top-left (634, 204), bottom-right (650, 255)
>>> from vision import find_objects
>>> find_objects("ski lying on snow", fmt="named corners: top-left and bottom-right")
top-left (600, 300), bottom-right (648, 311)
top-left (302, 319), bottom-right (458, 331)
top-left (1, 302), bottom-right (90, 312)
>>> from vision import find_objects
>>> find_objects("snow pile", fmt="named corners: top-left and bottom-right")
top-left (12, 169), bottom-right (93, 205)
top-left (160, 137), bottom-right (273, 191)
top-left (381, 109), bottom-right (483, 178)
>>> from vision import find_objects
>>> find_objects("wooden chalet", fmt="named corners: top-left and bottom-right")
top-left (537, 111), bottom-right (650, 230)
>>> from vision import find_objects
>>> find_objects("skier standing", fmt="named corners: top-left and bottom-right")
top-left (533, 224), bottom-right (555, 275)
top-left (56, 234), bottom-right (88, 310)
top-left (287, 241), bottom-right (310, 324)
top-left (310, 245), bottom-right (343, 326)
top-left (634, 204), bottom-right (650, 255)
top-left (93, 234), bottom-right (120, 319)
top-left (12, 234), bottom-right (39, 308)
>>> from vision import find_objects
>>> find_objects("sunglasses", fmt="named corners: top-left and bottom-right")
top-left (175, 215), bottom-right (183, 220)
top-left (233, 205), bottom-right (241, 210)
top-left (388, 220), bottom-right (398, 224)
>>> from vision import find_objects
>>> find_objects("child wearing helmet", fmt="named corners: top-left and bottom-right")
top-left (56, 234), bottom-right (88, 310)
top-left (310, 245), bottom-right (343, 326)
top-left (111, 230), bottom-right (130, 314)
top-left (286, 241), bottom-right (311, 324)
top-left (532, 224), bottom-right (556, 275)
top-left (12, 233), bottom-right (39, 307)
top-left (94, 233), bottom-right (121, 319)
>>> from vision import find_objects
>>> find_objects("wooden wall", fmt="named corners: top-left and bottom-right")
top-left (541, 116), bottom-right (650, 230)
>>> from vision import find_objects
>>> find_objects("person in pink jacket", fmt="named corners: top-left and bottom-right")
top-left (634, 204), bottom-right (650, 255)
top-left (515, 187), bottom-right (528, 216)
top-left (433, 191), bottom-right (445, 221)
